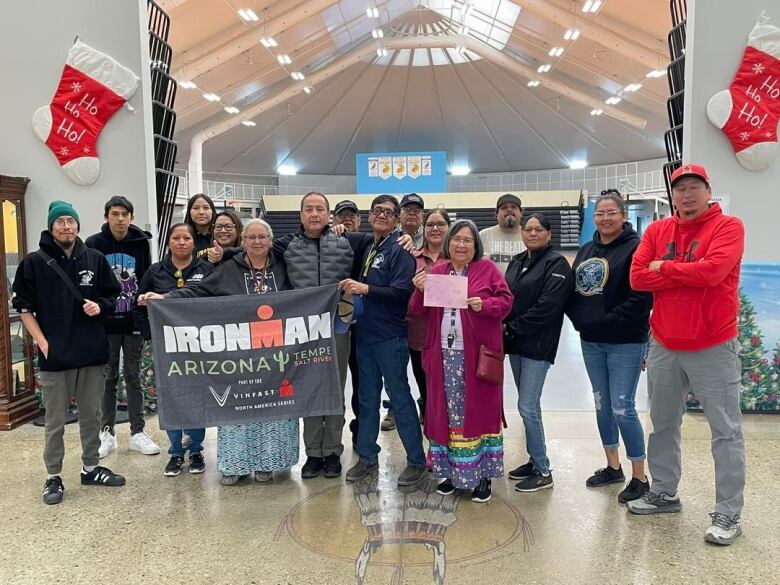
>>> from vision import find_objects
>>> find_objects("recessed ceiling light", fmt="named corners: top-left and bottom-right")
top-left (569, 160), bottom-right (588, 170)
top-left (590, 108), bottom-right (603, 116)
top-left (646, 69), bottom-right (665, 78)
top-left (202, 93), bottom-right (220, 102)
top-left (277, 54), bottom-right (292, 65)
top-left (366, 6), bottom-right (379, 18)
top-left (178, 80), bottom-right (197, 89)
top-left (527, 80), bottom-right (541, 87)
top-left (290, 72), bottom-right (305, 81)
top-left (450, 165), bottom-right (470, 176)
top-left (537, 64), bottom-right (552, 73)
top-left (277, 164), bottom-right (297, 176)
top-left (303, 85), bottom-right (313, 94)
top-left (376, 47), bottom-right (388, 57)
top-left (260, 36), bottom-right (278, 48)
top-left (371, 29), bottom-right (384, 38)
top-left (548, 47), bottom-right (564, 57)
top-left (237, 9), bottom-right (258, 22)
top-left (564, 29), bottom-right (581, 40)
top-left (605, 96), bottom-right (622, 105)
top-left (241, 120), bottom-right (256, 126)
top-left (223, 106), bottom-right (239, 114)
top-left (582, 0), bottom-right (602, 13)
top-left (624, 83), bottom-right (642, 92)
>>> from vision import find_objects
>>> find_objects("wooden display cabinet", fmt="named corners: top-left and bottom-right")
top-left (0, 175), bottom-right (39, 429)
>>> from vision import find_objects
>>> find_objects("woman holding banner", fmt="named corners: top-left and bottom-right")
top-left (142, 219), bottom-right (298, 485)
top-left (409, 219), bottom-right (513, 503)
top-left (134, 223), bottom-right (214, 477)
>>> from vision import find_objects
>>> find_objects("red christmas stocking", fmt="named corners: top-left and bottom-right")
top-left (707, 17), bottom-right (780, 172)
top-left (32, 40), bottom-right (139, 185)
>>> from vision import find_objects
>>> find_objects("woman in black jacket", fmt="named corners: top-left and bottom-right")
top-left (184, 193), bottom-right (217, 258)
top-left (504, 214), bottom-right (574, 493)
top-left (134, 223), bottom-right (214, 477)
top-left (568, 192), bottom-right (652, 503)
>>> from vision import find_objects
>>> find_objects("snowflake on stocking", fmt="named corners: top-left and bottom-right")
top-left (707, 13), bottom-right (780, 171)
top-left (32, 40), bottom-right (139, 185)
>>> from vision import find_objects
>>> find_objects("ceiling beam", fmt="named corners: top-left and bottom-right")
top-left (173, 0), bottom-right (340, 82)
top-left (511, 0), bottom-right (666, 70)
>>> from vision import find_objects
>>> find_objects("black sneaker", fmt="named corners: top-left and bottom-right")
top-left (164, 455), bottom-right (185, 477)
top-left (80, 466), bottom-right (126, 486)
top-left (189, 453), bottom-right (205, 474)
top-left (436, 479), bottom-right (456, 495)
top-left (43, 476), bottom-right (65, 505)
top-left (471, 478), bottom-right (492, 503)
top-left (508, 462), bottom-right (535, 480)
top-left (323, 454), bottom-right (342, 478)
top-left (515, 471), bottom-right (553, 492)
top-left (586, 465), bottom-right (625, 487)
top-left (618, 477), bottom-right (650, 503)
top-left (302, 456), bottom-right (324, 479)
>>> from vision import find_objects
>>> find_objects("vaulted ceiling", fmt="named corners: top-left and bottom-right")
top-left (163, 0), bottom-right (672, 176)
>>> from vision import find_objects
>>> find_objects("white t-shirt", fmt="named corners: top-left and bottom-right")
top-left (440, 308), bottom-right (464, 350)
top-left (479, 224), bottom-right (526, 275)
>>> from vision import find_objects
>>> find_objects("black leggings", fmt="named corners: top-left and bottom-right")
top-left (409, 348), bottom-right (427, 416)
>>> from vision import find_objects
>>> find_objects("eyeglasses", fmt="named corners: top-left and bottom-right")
top-left (370, 208), bottom-right (398, 218)
top-left (451, 237), bottom-right (475, 245)
top-left (214, 224), bottom-right (236, 231)
top-left (174, 269), bottom-right (184, 289)
top-left (425, 222), bottom-right (448, 230)
top-left (522, 227), bottom-right (547, 234)
top-left (53, 218), bottom-right (77, 228)
top-left (245, 234), bottom-right (270, 242)
top-left (593, 210), bottom-right (622, 218)
top-left (401, 207), bottom-right (423, 215)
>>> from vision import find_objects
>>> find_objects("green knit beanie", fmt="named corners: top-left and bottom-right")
top-left (47, 200), bottom-right (80, 231)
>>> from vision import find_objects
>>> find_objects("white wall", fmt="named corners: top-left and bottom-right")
top-left (684, 0), bottom-right (780, 261)
top-left (0, 1), bottom-right (156, 252)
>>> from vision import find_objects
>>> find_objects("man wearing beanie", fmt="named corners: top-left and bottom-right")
top-left (12, 200), bottom-right (125, 505)
top-left (479, 193), bottom-right (526, 275)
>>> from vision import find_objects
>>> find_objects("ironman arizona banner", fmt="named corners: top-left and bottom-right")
top-left (148, 285), bottom-right (342, 429)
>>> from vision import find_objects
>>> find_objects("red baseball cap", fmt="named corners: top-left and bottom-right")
top-left (670, 163), bottom-right (710, 188)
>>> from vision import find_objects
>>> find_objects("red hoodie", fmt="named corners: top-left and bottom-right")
top-left (630, 203), bottom-right (744, 351)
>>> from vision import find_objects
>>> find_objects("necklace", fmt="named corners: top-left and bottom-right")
top-left (446, 263), bottom-right (468, 349)
top-left (246, 254), bottom-right (270, 294)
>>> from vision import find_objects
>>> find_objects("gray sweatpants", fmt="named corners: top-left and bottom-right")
top-left (102, 333), bottom-right (145, 434)
top-left (39, 365), bottom-right (105, 475)
top-left (302, 331), bottom-right (350, 458)
top-left (646, 337), bottom-right (745, 517)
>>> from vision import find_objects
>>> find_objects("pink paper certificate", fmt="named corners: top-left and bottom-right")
top-left (424, 274), bottom-right (468, 309)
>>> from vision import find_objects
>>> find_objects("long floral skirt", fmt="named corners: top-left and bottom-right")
top-left (217, 420), bottom-right (299, 476)
top-left (429, 348), bottom-right (504, 489)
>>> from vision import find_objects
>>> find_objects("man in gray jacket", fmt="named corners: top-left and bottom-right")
top-left (273, 192), bottom-right (355, 479)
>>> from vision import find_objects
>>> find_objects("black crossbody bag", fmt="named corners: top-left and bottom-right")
top-left (36, 249), bottom-right (85, 304)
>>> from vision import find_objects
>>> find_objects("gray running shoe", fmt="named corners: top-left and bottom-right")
top-left (346, 460), bottom-right (379, 482)
top-left (627, 491), bottom-right (682, 515)
top-left (704, 512), bottom-right (742, 545)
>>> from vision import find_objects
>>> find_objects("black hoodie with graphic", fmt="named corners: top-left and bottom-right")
top-left (85, 223), bottom-right (152, 334)
top-left (12, 232), bottom-right (120, 372)
top-left (567, 222), bottom-right (652, 344)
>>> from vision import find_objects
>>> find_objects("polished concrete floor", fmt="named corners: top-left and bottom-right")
top-left (1, 324), bottom-right (778, 584)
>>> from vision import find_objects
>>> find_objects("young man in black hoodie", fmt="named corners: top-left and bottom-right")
top-left (13, 200), bottom-right (125, 504)
top-left (86, 196), bottom-right (160, 457)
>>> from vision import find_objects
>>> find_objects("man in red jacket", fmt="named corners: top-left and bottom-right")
top-left (628, 164), bottom-right (745, 546)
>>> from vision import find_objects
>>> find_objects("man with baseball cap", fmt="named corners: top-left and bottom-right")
top-left (629, 163), bottom-right (746, 545)
top-left (12, 200), bottom-right (124, 504)
top-left (479, 193), bottom-right (525, 275)
top-left (333, 200), bottom-right (361, 233)
top-left (399, 193), bottom-right (425, 250)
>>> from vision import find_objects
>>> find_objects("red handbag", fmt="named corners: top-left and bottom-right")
top-left (476, 345), bottom-right (504, 385)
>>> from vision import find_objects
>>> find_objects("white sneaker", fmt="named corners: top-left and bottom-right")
top-left (704, 512), bottom-right (742, 545)
top-left (98, 426), bottom-right (118, 459)
top-left (128, 431), bottom-right (161, 455)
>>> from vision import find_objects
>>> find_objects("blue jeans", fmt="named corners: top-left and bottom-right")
top-left (509, 355), bottom-right (551, 475)
top-left (581, 341), bottom-right (646, 461)
top-left (356, 337), bottom-right (425, 467)
top-left (167, 428), bottom-right (205, 457)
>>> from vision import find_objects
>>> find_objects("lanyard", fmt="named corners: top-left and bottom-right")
top-left (446, 263), bottom-right (468, 348)
top-left (246, 254), bottom-right (270, 294)
top-left (361, 233), bottom-right (393, 281)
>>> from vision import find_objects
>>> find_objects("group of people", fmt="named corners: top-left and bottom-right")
top-left (12, 162), bottom-right (745, 546)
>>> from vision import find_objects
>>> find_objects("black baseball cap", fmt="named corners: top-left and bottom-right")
top-left (400, 193), bottom-right (425, 208)
top-left (496, 193), bottom-right (522, 210)
top-left (334, 200), bottom-right (359, 214)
